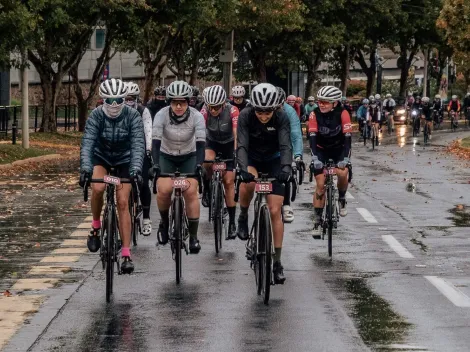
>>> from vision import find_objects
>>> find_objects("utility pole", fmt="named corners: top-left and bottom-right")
top-left (21, 54), bottom-right (29, 149)
top-left (221, 31), bottom-right (234, 95)
top-left (423, 49), bottom-right (429, 97)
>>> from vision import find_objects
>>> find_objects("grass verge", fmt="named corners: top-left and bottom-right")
top-left (461, 136), bottom-right (470, 148)
top-left (0, 144), bottom-right (54, 164)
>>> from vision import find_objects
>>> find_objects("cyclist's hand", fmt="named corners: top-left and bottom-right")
top-left (277, 170), bottom-right (292, 183)
top-left (294, 155), bottom-right (302, 162)
top-left (310, 156), bottom-right (323, 171)
top-left (337, 157), bottom-right (350, 170)
top-left (79, 171), bottom-right (91, 188)
top-left (240, 169), bottom-right (255, 183)
top-left (149, 164), bottom-right (160, 180)
top-left (131, 171), bottom-right (143, 188)
top-left (195, 164), bottom-right (203, 177)
top-left (145, 150), bottom-right (153, 166)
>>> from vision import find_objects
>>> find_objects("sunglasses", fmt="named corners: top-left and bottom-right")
top-left (171, 100), bottom-right (188, 106)
top-left (318, 100), bottom-right (333, 106)
top-left (105, 98), bottom-right (124, 105)
top-left (208, 104), bottom-right (224, 111)
top-left (254, 108), bottom-right (274, 114)
top-left (125, 96), bottom-right (136, 101)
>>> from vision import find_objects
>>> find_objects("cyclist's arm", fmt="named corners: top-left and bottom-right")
top-left (151, 109), bottom-right (165, 166)
top-left (129, 110), bottom-right (146, 176)
top-left (231, 105), bottom-right (239, 149)
top-left (200, 106), bottom-right (208, 124)
top-left (236, 110), bottom-right (250, 172)
top-left (194, 110), bottom-right (206, 165)
top-left (284, 103), bottom-right (303, 158)
top-left (341, 110), bottom-right (352, 158)
top-left (80, 110), bottom-right (100, 173)
top-left (278, 112), bottom-right (293, 168)
top-left (308, 112), bottom-right (318, 156)
top-left (458, 101), bottom-right (461, 112)
top-left (142, 107), bottom-right (152, 152)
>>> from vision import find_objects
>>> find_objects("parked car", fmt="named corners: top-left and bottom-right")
top-left (393, 97), bottom-right (407, 124)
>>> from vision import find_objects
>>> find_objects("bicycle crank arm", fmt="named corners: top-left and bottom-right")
top-left (183, 242), bottom-right (189, 255)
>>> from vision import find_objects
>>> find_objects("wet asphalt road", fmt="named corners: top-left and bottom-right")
top-left (3, 126), bottom-right (470, 352)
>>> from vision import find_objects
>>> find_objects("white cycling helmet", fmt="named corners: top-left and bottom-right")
top-left (126, 82), bottom-right (140, 96)
top-left (362, 99), bottom-right (370, 104)
top-left (250, 83), bottom-right (279, 110)
top-left (166, 80), bottom-right (193, 100)
top-left (204, 85), bottom-right (227, 106)
top-left (386, 93), bottom-right (392, 98)
top-left (231, 85), bottom-right (245, 98)
top-left (452, 95), bottom-right (458, 99)
top-left (99, 78), bottom-right (129, 99)
top-left (308, 96), bottom-right (315, 102)
top-left (276, 87), bottom-right (286, 106)
top-left (435, 94), bottom-right (441, 99)
top-left (317, 86), bottom-right (342, 102)
top-left (467, 92), bottom-right (470, 97)
top-left (375, 94), bottom-right (381, 100)
top-left (422, 96), bottom-right (430, 103)
top-left (369, 95), bottom-right (374, 100)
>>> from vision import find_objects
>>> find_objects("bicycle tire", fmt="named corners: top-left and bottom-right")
top-left (106, 206), bottom-right (115, 302)
top-left (327, 185), bottom-right (333, 258)
top-left (129, 190), bottom-right (137, 246)
top-left (213, 182), bottom-right (222, 254)
top-left (259, 205), bottom-right (272, 304)
top-left (173, 198), bottom-right (182, 284)
top-left (371, 128), bottom-right (375, 150)
top-left (363, 127), bottom-right (367, 146)
top-left (424, 124), bottom-right (428, 145)
top-left (298, 167), bottom-right (304, 185)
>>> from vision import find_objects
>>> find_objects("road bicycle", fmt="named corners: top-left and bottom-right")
top-left (129, 183), bottom-right (142, 246)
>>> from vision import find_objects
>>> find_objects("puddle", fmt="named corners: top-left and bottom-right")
top-left (447, 204), bottom-right (470, 227)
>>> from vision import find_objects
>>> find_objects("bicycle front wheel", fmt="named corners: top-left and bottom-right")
top-left (327, 187), bottom-right (333, 258)
top-left (213, 182), bottom-right (222, 254)
top-left (258, 205), bottom-right (272, 305)
top-left (106, 207), bottom-right (115, 302)
top-left (173, 198), bottom-right (183, 284)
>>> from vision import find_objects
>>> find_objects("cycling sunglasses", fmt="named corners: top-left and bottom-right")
top-left (254, 107), bottom-right (275, 113)
top-left (104, 97), bottom-right (124, 105)
top-left (317, 100), bottom-right (334, 106)
top-left (208, 104), bottom-right (224, 111)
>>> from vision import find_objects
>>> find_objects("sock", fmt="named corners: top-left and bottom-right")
top-left (315, 207), bottom-right (323, 217)
top-left (338, 190), bottom-right (346, 199)
top-left (143, 206), bottom-right (150, 219)
top-left (228, 206), bottom-right (236, 224)
top-left (273, 247), bottom-right (282, 263)
top-left (92, 219), bottom-right (101, 229)
top-left (240, 206), bottom-right (249, 217)
top-left (188, 218), bottom-right (199, 239)
top-left (121, 247), bottom-right (131, 258)
top-left (159, 209), bottom-right (169, 227)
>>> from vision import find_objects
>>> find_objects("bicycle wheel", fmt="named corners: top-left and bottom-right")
top-left (173, 198), bottom-right (183, 284)
top-left (128, 190), bottom-right (137, 246)
top-left (259, 206), bottom-right (273, 304)
top-left (106, 207), bottom-right (115, 302)
top-left (213, 182), bottom-right (222, 254)
top-left (327, 186), bottom-right (333, 258)
top-left (363, 126), bottom-right (367, 146)
top-left (371, 128), bottom-right (375, 150)
top-left (424, 124), bottom-right (428, 145)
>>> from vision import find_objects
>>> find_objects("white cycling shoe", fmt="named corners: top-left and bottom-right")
top-left (339, 199), bottom-right (348, 217)
top-left (282, 205), bottom-right (295, 223)
top-left (142, 219), bottom-right (152, 236)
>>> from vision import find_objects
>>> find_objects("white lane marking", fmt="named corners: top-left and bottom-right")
top-left (346, 191), bottom-right (354, 199)
top-left (60, 239), bottom-right (86, 246)
top-left (40, 256), bottom-right (80, 263)
top-left (12, 278), bottom-right (59, 291)
top-left (356, 208), bottom-right (378, 223)
top-left (425, 276), bottom-right (470, 307)
top-left (77, 223), bottom-right (89, 229)
top-left (381, 235), bottom-right (414, 259)
top-left (70, 230), bottom-right (89, 237)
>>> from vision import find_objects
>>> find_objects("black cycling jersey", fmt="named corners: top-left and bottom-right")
top-left (237, 107), bottom-right (292, 172)
top-left (230, 99), bottom-right (249, 112)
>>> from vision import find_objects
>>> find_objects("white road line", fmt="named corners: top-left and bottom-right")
top-left (381, 235), bottom-right (414, 259)
top-left (425, 276), bottom-right (470, 307)
top-left (346, 191), bottom-right (354, 199)
top-left (356, 208), bottom-right (378, 223)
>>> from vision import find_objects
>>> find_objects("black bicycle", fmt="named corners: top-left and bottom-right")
top-left (129, 184), bottom-right (142, 246)
top-left (432, 109), bottom-right (441, 129)
top-left (450, 110), bottom-right (458, 132)
top-left (423, 121), bottom-right (430, 145)
top-left (310, 160), bottom-right (340, 258)
top-left (153, 171), bottom-right (202, 284)
top-left (84, 172), bottom-right (134, 302)
top-left (205, 155), bottom-right (233, 254)
top-left (235, 173), bottom-right (296, 305)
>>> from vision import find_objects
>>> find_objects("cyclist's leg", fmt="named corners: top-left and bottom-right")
top-left (156, 153), bottom-right (177, 245)
top-left (220, 141), bottom-right (237, 236)
top-left (115, 164), bottom-right (133, 272)
top-left (313, 151), bottom-right (326, 223)
top-left (202, 145), bottom-right (216, 207)
top-left (237, 161), bottom-right (258, 241)
top-left (140, 157), bottom-right (152, 235)
top-left (88, 163), bottom-right (107, 252)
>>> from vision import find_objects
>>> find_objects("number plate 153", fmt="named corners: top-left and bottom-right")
top-left (324, 168), bottom-right (336, 175)
top-left (255, 182), bottom-right (272, 193)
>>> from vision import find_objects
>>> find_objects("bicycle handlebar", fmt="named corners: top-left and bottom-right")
top-left (203, 158), bottom-right (234, 163)
top-left (83, 178), bottom-right (133, 202)
top-left (234, 172), bottom-right (296, 203)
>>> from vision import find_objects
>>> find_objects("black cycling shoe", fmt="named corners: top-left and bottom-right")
top-left (87, 229), bottom-right (101, 253)
top-left (201, 189), bottom-right (210, 208)
top-left (121, 257), bottom-right (134, 274)
top-left (236, 214), bottom-right (249, 241)
top-left (189, 237), bottom-right (201, 254)
top-left (227, 222), bottom-right (237, 240)
top-left (273, 261), bottom-right (286, 284)
top-left (157, 222), bottom-right (169, 245)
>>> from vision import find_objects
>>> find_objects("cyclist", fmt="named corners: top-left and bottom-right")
top-left (79, 78), bottom-right (145, 274)
top-left (368, 98), bottom-right (380, 145)
top-left (230, 85), bottom-right (250, 112)
top-left (411, 96), bottom-right (423, 134)
top-left (286, 95), bottom-right (301, 118)
top-left (236, 83), bottom-right (292, 284)
top-left (305, 96), bottom-right (317, 118)
top-left (189, 86), bottom-right (200, 108)
top-left (374, 94), bottom-right (383, 131)
top-left (276, 87), bottom-right (303, 224)
top-left (342, 97), bottom-right (353, 117)
top-left (125, 82), bottom-right (154, 236)
top-left (296, 96), bottom-right (306, 120)
top-left (147, 86), bottom-right (167, 120)
top-left (432, 94), bottom-right (443, 124)
top-left (151, 81), bottom-right (206, 254)
top-left (421, 97), bottom-right (433, 139)
top-left (448, 95), bottom-right (461, 127)
top-left (356, 99), bottom-right (369, 139)
top-left (200, 85), bottom-right (239, 239)
top-left (308, 86), bottom-right (352, 227)
top-left (382, 93), bottom-right (396, 132)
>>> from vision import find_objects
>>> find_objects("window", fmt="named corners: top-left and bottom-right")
top-left (95, 29), bottom-right (106, 49)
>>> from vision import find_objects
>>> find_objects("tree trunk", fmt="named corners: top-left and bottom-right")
top-left (366, 71), bottom-right (374, 97)
top-left (339, 45), bottom-right (350, 95)
top-left (398, 44), bottom-right (418, 98)
top-left (354, 47), bottom-right (377, 97)
top-left (39, 77), bottom-right (60, 132)
top-left (77, 100), bottom-right (89, 132)
top-left (189, 64), bottom-right (199, 85)
top-left (304, 52), bottom-right (322, 98)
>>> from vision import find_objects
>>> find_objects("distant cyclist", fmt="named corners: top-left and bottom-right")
top-left (229, 85), bottom-right (250, 112)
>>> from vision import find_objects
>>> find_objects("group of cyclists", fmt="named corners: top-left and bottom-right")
top-left (79, 78), bottom-right (353, 284)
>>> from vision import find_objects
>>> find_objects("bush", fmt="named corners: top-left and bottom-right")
top-left (347, 80), bottom-right (366, 97)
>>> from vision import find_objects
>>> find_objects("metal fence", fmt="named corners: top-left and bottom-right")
top-left (0, 105), bottom-right (77, 139)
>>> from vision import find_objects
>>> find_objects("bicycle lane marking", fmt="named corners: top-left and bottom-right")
top-left (381, 235), bottom-right (414, 259)
top-left (356, 208), bottom-right (378, 223)
top-left (346, 191), bottom-right (354, 199)
top-left (425, 276), bottom-right (470, 308)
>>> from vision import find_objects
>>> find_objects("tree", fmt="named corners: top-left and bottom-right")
top-left (437, 0), bottom-right (470, 53)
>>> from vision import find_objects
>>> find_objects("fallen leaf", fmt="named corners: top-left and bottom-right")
top-left (2, 290), bottom-right (12, 297)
